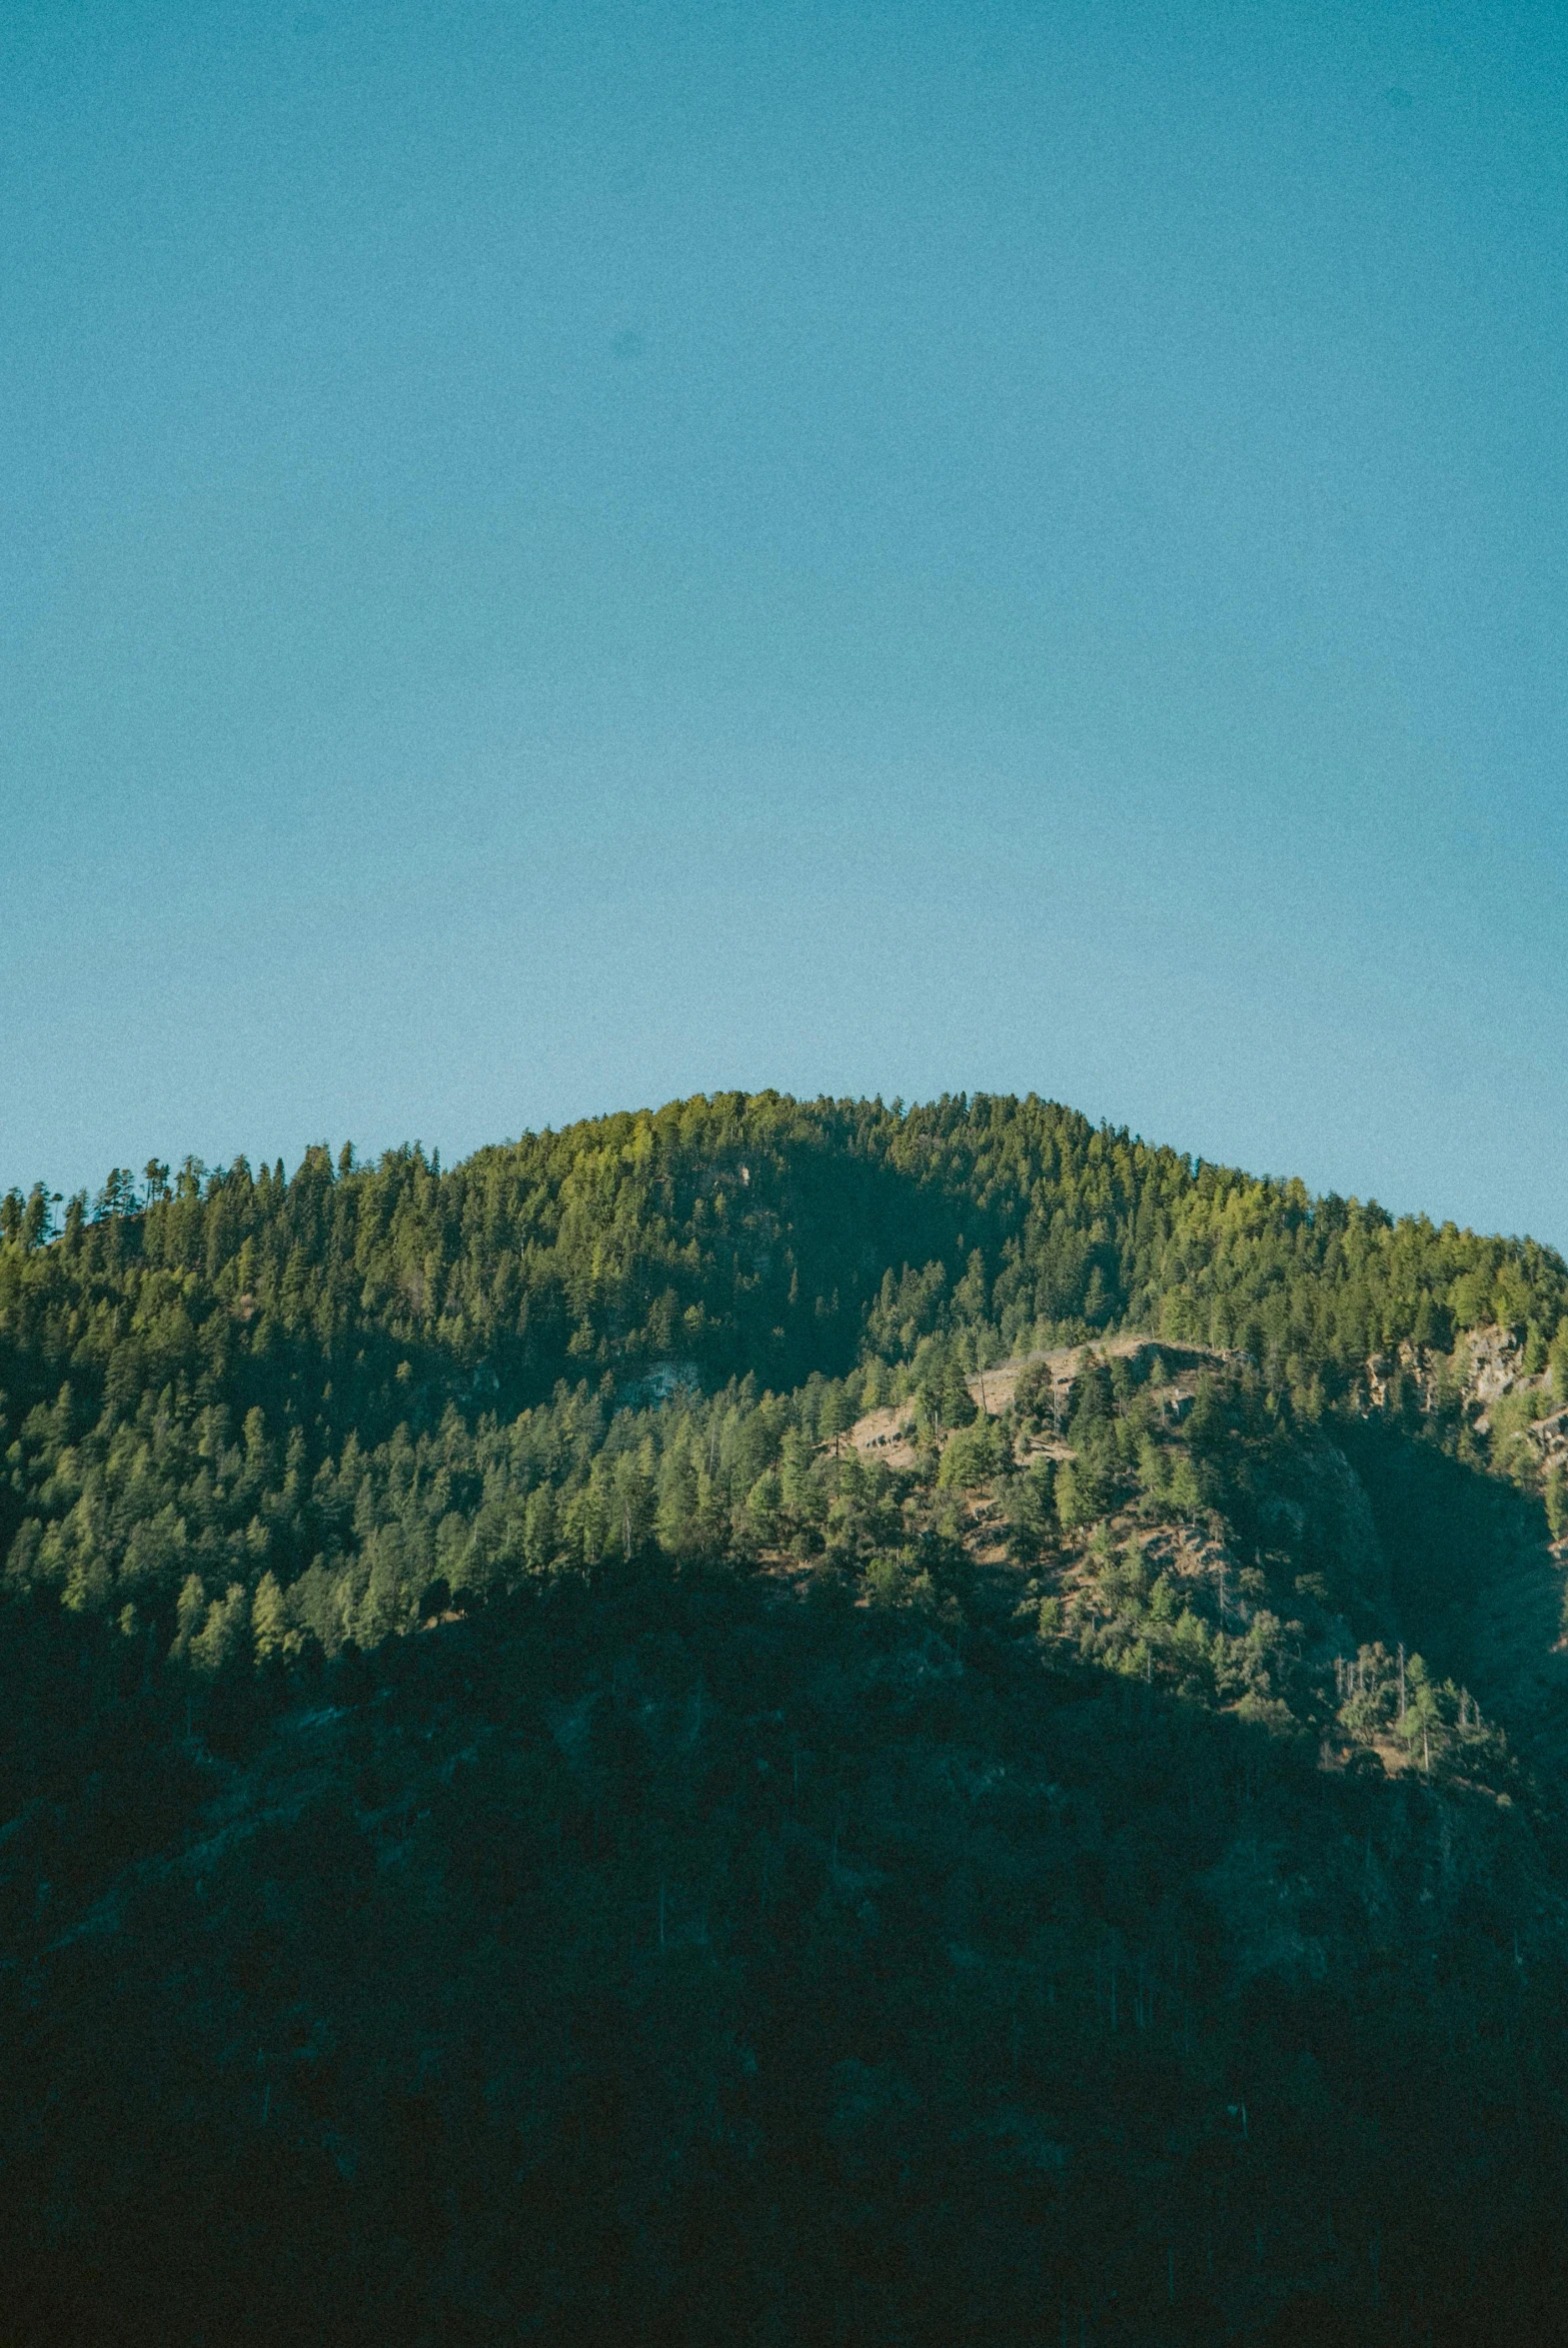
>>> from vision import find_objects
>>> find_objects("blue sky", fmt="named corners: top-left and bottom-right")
top-left (3, 0), bottom-right (1564, 1242)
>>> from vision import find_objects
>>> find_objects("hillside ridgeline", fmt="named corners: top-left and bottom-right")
top-left (4, 1092), bottom-right (1568, 2343)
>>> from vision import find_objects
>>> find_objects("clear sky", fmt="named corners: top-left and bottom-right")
top-left (3, 0), bottom-right (1564, 1243)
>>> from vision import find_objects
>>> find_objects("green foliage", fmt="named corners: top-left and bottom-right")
top-left (1551, 1320), bottom-right (1568, 1402)
top-left (4, 1095), bottom-right (1568, 2338)
top-left (1489, 1383), bottom-right (1546, 1465)
top-left (1052, 1453), bottom-right (1104, 1529)
top-left (4, 1092), bottom-right (1556, 1478)
top-left (4, 1089), bottom-right (1550, 1684)
top-left (1547, 1462), bottom-right (1567, 1544)
top-left (934, 1416), bottom-right (998, 1490)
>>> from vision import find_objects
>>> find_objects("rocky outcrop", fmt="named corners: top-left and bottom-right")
top-left (1364, 1324), bottom-right (1559, 1431)
top-left (1526, 1407), bottom-right (1568, 1470)
top-left (1363, 1340), bottom-right (1442, 1413)
top-left (1457, 1323), bottom-right (1531, 1407)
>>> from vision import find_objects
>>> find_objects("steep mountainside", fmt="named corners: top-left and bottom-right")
top-left (4, 1093), bottom-right (1568, 2343)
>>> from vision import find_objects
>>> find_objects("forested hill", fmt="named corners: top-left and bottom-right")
top-left (5, 1088), bottom-right (1566, 1669)
top-left (7, 1094), bottom-right (1568, 2344)
top-left (5, 1089), bottom-right (1564, 1437)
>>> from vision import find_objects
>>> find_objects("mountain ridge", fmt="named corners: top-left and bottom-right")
top-left (5, 1090), bottom-right (1568, 2342)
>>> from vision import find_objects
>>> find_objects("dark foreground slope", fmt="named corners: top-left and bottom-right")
top-left (6, 1569), bottom-right (1568, 2348)
top-left (4, 1093), bottom-right (1568, 2342)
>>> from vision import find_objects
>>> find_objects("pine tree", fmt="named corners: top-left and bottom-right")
top-left (172, 1572), bottom-right (208, 1659)
top-left (1547, 1463), bottom-right (1567, 1545)
top-left (252, 1570), bottom-right (288, 1662)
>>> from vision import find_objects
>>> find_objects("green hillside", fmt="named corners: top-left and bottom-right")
top-left (4, 1093), bottom-right (1568, 2342)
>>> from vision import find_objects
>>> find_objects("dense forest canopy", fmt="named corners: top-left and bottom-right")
top-left (5, 1092), bottom-right (1568, 2343)
top-left (7, 1087), bottom-right (1565, 1417)
top-left (4, 1090), bottom-right (1566, 1670)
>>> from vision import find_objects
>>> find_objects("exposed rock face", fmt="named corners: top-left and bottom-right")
top-left (844, 1334), bottom-right (1219, 1458)
top-left (1363, 1340), bottom-right (1442, 1413)
top-left (1527, 1408), bottom-right (1568, 1469)
top-left (1448, 1325), bottom-right (1566, 1448)
top-left (963, 1335), bottom-right (1217, 1422)
top-left (1458, 1323), bottom-right (1529, 1407)
top-left (1365, 1325), bottom-right (1558, 1429)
